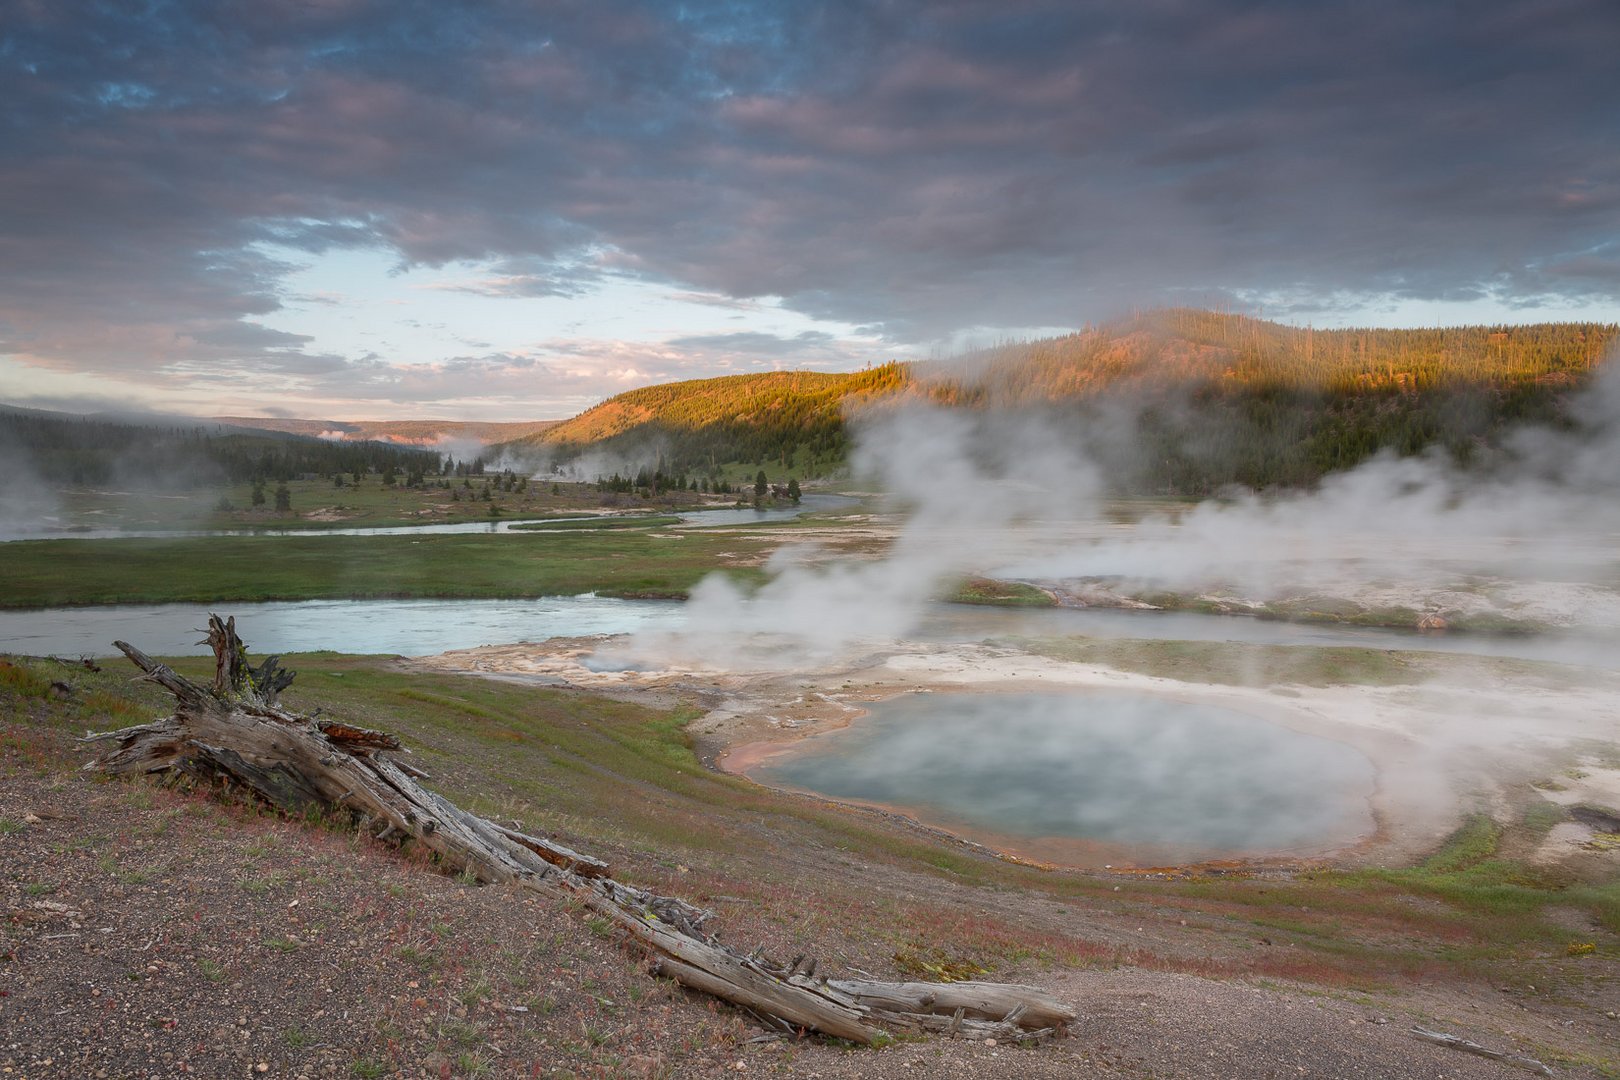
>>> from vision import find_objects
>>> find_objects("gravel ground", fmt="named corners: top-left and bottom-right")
top-left (5, 772), bottom-right (1616, 1079)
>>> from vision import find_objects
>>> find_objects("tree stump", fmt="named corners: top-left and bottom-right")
top-left (83, 615), bottom-right (1076, 1045)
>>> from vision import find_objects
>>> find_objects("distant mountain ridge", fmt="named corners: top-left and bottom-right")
top-left (212, 417), bottom-right (560, 446)
top-left (1, 407), bottom-right (441, 490)
top-left (1, 404), bottom-right (317, 439)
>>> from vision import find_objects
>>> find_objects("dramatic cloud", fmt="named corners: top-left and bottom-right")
top-left (1, 0), bottom-right (1616, 416)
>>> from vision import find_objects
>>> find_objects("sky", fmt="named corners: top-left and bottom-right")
top-left (2, 0), bottom-right (1617, 422)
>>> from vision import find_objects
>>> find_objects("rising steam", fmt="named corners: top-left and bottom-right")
top-left (612, 356), bottom-right (1620, 672)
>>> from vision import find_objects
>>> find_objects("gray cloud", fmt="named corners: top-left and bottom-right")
top-left (1, 0), bottom-right (1616, 406)
top-left (662, 291), bottom-right (764, 312)
top-left (664, 330), bottom-right (837, 356)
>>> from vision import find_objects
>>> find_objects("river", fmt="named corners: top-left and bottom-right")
top-left (4, 592), bottom-right (1614, 669)
top-left (0, 494), bottom-right (853, 542)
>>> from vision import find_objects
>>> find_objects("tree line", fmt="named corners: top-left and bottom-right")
top-left (2, 414), bottom-right (443, 489)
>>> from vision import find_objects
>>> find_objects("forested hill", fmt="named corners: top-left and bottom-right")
top-left (0, 409), bottom-right (441, 489)
top-left (501, 310), bottom-right (1618, 494)
top-left (937, 309), bottom-right (1612, 400)
top-left (513, 365), bottom-right (910, 477)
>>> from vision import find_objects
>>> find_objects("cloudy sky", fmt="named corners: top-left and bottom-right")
top-left (3, 1), bottom-right (1617, 421)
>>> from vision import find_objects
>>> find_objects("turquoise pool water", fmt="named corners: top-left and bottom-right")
top-left (754, 690), bottom-right (1376, 864)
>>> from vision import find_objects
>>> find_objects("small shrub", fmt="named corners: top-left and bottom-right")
top-left (892, 946), bottom-right (987, 982)
top-left (0, 660), bottom-right (51, 698)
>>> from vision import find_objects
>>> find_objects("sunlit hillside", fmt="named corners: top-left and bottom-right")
top-left (512, 364), bottom-right (911, 475)
top-left (940, 309), bottom-right (1615, 400)
top-left (498, 310), bottom-right (1618, 492)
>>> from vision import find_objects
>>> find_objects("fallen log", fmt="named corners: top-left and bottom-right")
top-left (1409, 1027), bottom-right (1554, 1077)
top-left (83, 615), bottom-right (1076, 1046)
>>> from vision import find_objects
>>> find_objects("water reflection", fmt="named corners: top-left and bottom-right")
top-left (0, 495), bottom-right (852, 542)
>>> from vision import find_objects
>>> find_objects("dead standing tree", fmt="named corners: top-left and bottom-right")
top-left (83, 615), bottom-right (1075, 1046)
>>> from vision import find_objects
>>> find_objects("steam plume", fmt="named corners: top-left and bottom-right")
top-left (616, 356), bottom-right (1620, 671)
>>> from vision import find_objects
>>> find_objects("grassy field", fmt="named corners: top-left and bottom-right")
top-left (0, 528), bottom-right (774, 609)
top-left (48, 476), bottom-right (723, 532)
top-left (0, 488), bottom-right (882, 609)
top-left (1003, 636), bottom-right (1432, 687)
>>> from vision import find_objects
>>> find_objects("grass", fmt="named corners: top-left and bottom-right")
top-left (1132, 589), bottom-right (1554, 634)
top-left (947, 577), bottom-right (1056, 608)
top-left (1339, 815), bottom-right (1620, 934)
top-left (0, 529), bottom-right (772, 609)
top-left (51, 476), bottom-right (710, 533)
top-left (891, 946), bottom-right (987, 982)
top-left (0, 658), bottom-right (54, 696)
top-left (1001, 635), bottom-right (1429, 687)
top-left (1523, 801), bottom-right (1567, 835)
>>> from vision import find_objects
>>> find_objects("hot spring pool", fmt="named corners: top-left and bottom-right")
top-left (751, 691), bottom-right (1377, 866)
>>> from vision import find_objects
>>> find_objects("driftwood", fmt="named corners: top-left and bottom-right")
top-left (83, 615), bottom-right (1075, 1046)
top-left (1409, 1028), bottom-right (1554, 1077)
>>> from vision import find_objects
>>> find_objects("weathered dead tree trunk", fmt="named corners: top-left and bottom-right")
top-left (84, 615), bottom-right (1075, 1046)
